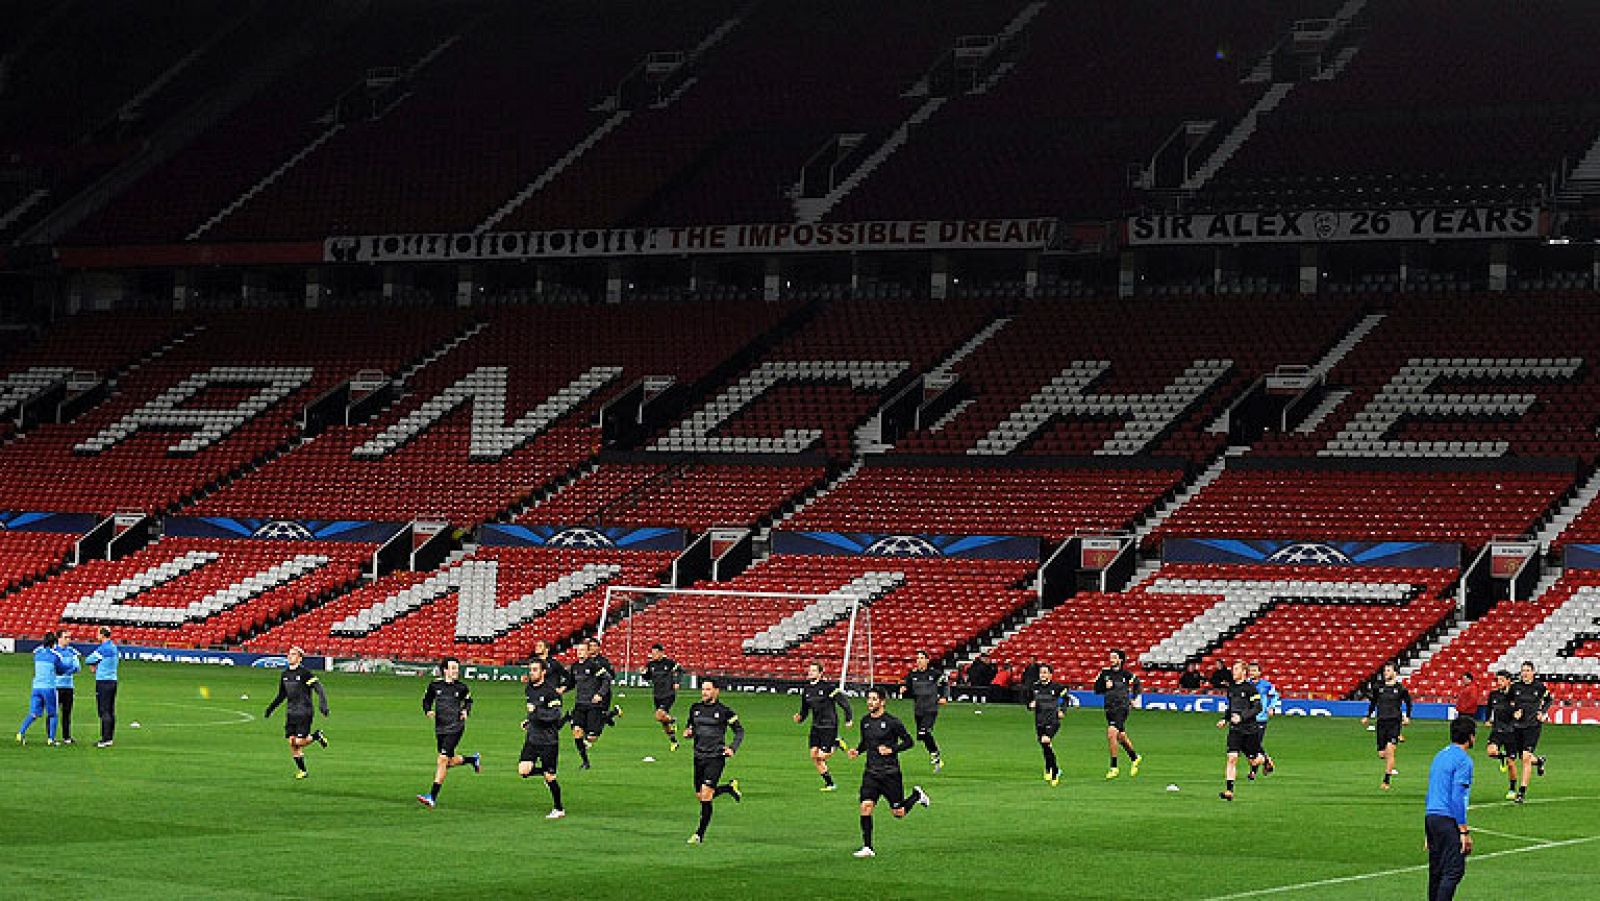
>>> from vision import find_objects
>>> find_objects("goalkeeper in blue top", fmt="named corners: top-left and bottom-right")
top-left (1247, 662), bottom-right (1279, 779)
top-left (18, 632), bottom-right (77, 746)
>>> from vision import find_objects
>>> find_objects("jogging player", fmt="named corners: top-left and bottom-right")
top-left (531, 640), bottom-right (571, 694)
top-left (1361, 662), bottom-right (1412, 790)
top-left (794, 661), bottom-right (854, 791)
top-left (1093, 649), bottom-right (1143, 779)
top-left (570, 640), bottom-right (614, 769)
top-left (644, 644), bottom-right (684, 751)
top-left (519, 658), bottom-right (566, 819)
top-left (418, 657), bottom-right (480, 808)
top-left (684, 679), bottom-right (744, 844)
top-left (1483, 670), bottom-right (1519, 798)
top-left (848, 686), bottom-right (930, 857)
top-left (1246, 661), bottom-right (1279, 779)
top-left (262, 647), bottom-right (330, 778)
top-left (84, 626), bottom-right (120, 747)
top-left (1217, 660), bottom-right (1264, 801)
top-left (1026, 663), bottom-right (1065, 786)
top-left (588, 637), bottom-right (624, 727)
top-left (1508, 661), bottom-right (1554, 803)
top-left (900, 650), bottom-right (949, 772)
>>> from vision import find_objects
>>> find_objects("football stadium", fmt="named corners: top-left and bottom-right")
top-left (3, 1), bottom-right (1600, 898)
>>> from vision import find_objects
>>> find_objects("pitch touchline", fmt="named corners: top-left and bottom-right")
top-left (1199, 834), bottom-right (1600, 900)
top-left (1472, 827), bottom-right (1552, 844)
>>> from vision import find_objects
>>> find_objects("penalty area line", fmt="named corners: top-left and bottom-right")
top-left (1198, 834), bottom-right (1600, 900)
top-left (136, 702), bottom-right (256, 728)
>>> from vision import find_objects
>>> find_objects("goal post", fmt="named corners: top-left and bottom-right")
top-left (598, 584), bottom-right (875, 690)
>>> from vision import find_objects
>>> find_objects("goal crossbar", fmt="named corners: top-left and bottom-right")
top-left (599, 584), bottom-right (873, 689)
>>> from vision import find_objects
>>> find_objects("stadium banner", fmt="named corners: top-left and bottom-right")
top-left (163, 516), bottom-right (407, 543)
top-left (1562, 544), bottom-right (1600, 570)
top-left (1162, 537), bottom-right (1461, 569)
top-left (1547, 707), bottom-right (1600, 726)
top-left (477, 523), bottom-right (688, 551)
top-left (9, 639), bottom-right (326, 669)
top-left (771, 530), bottom-right (1042, 560)
top-left (323, 218), bottom-right (1060, 263)
top-left (1126, 205), bottom-right (1542, 246)
top-left (1080, 537), bottom-right (1124, 569)
top-left (1491, 542), bottom-right (1535, 578)
top-left (0, 510), bottom-right (100, 533)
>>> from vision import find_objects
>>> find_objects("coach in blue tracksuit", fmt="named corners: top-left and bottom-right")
top-left (18, 633), bottom-right (76, 745)
top-left (1425, 716), bottom-right (1477, 901)
top-left (85, 626), bottom-right (120, 747)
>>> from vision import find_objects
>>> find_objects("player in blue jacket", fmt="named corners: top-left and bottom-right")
top-left (18, 632), bottom-right (77, 745)
top-left (84, 626), bottom-right (121, 747)
top-left (1247, 662), bottom-right (1280, 779)
top-left (54, 630), bottom-right (83, 744)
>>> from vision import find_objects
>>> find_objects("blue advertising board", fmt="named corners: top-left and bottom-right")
top-left (771, 531), bottom-right (1041, 560)
top-left (477, 523), bottom-right (687, 551)
top-left (1163, 537), bottom-right (1460, 569)
top-left (164, 516), bottom-right (406, 544)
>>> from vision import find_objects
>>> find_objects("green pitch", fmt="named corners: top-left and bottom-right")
top-left (3, 657), bottom-right (1596, 900)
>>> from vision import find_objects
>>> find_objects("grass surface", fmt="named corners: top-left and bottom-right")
top-left (3, 657), bottom-right (1596, 900)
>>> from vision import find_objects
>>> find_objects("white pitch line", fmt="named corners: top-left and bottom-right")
top-left (137, 702), bottom-right (256, 728)
top-left (1471, 794), bottom-right (1600, 811)
top-left (1200, 834), bottom-right (1600, 900)
top-left (1473, 826), bottom-right (1552, 844)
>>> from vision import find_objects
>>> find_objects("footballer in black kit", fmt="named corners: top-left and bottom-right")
top-left (569, 640), bottom-right (614, 769)
top-left (519, 658), bottom-right (567, 819)
top-left (1026, 664), bottom-right (1065, 786)
top-left (848, 686), bottom-right (930, 858)
top-left (900, 650), bottom-right (950, 772)
top-left (531, 639), bottom-right (572, 694)
top-left (587, 637), bottom-right (625, 726)
top-left (684, 679), bottom-right (744, 844)
top-left (644, 644), bottom-right (683, 750)
top-left (262, 647), bottom-right (330, 778)
top-left (1093, 650), bottom-right (1143, 779)
top-left (794, 661), bottom-right (854, 790)
top-left (417, 658), bottom-right (480, 808)
top-left (1484, 670), bottom-right (1520, 798)
top-left (1361, 662), bottom-right (1412, 790)
top-left (1508, 661), bottom-right (1554, 803)
top-left (1216, 661), bottom-right (1264, 801)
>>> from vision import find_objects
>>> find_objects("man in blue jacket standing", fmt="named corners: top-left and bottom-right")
top-left (18, 632), bottom-right (76, 745)
top-left (54, 630), bottom-right (83, 744)
top-left (85, 626), bottom-right (120, 747)
top-left (1425, 716), bottom-right (1477, 900)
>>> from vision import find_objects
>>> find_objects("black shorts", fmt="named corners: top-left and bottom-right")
top-left (436, 729), bottom-right (464, 757)
top-left (860, 769), bottom-right (906, 806)
top-left (914, 709), bottom-right (938, 737)
top-left (1376, 719), bottom-right (1403, 751)
top-left (285, 712), bottom-right (313, 739)
top-left (693, 755), bottom-right (727, 790)
top-left (1489, 729), bottom-right (1516, 753)
top-left (1105, 705), bottom-right (1130, 731)
top-left (573, 706), bottom-right (606, 736)
top-left (1035, 718), bottom-right (1060, 740)
top-left (519, 740), bottom-right (559, 774)
top-left (1515, 724), bottom-right (1542, 754)
top-left (654, 694), bottom-right (676, 714)
top-left (809, 725), bottom-right (840, 750)
top-left (1227, 729), bottom-right (1264, 758)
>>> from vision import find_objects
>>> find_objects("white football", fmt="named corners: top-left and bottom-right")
top-left (130, 722), bottom-right (142, 729)
top-left (1166, 784), bottom-right (1181, 792)
top-left (240, 694), bottom-right (250, 701)
top-left (642, 756), bottom-right (656, 763)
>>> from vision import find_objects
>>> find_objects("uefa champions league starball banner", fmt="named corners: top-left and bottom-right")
top-left (1562, 544), bottom-right (1600, 570)
top-left (477, 523), bottom-right (688, 551)
top-left (0, 511), bottom-right (101, 533)
top-left (770, 531), bottom-right (1041, 561)
top-left (1162, 538), bottom-right (1461, 569)
top-left (163, 516), bottom-right (408, 544)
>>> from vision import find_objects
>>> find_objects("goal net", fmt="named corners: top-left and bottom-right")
top-left (597, 583), bottom-right (877, 690)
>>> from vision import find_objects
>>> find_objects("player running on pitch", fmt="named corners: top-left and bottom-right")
top-left (1093, 649), bottom-right (1143, 779)
top-left (644, 644), bottom-right (684, 751)
top-left (685, 679), bottom-right (744, 844)
top-left (795, 661), bottom-right (854, 791)
top-left (1246, 661), bottom-right (1279, 779)
top-left (519, 658), bottom-right (567, 819)
top-left (849, 686), bottom-right (930, 857)
top-left (262, 647), bottom-right (330, 778)
top-left (569, 640), bottom-right (614, 769)
top-left (1484, 670), bottom-right (1520, 799)
top-left (1507, 661), bottom-right (1554, 804)
top-left (1217, 661), bottom-right (1264, 801)
top-left (900, 650), bottom-right (949, 772)
top-left (1027, 663), bottom-right (1065, 786)
top-left (418, 657), bottom-right (480, 808)
top-left (1361, 662), bottom-right (1412, 790)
